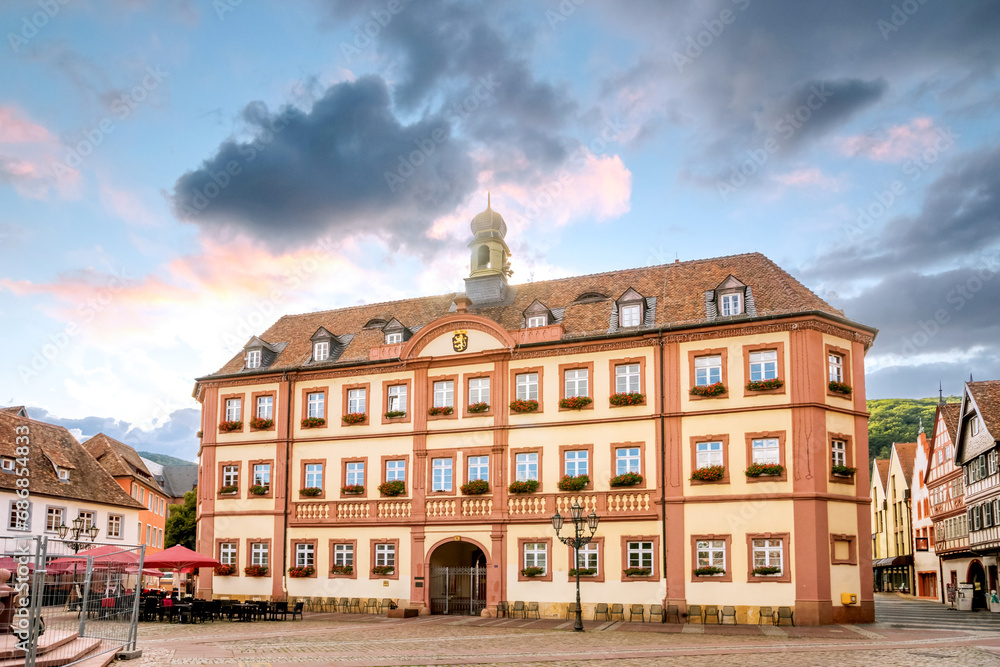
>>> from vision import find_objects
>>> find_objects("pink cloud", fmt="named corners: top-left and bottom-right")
top-left (770, 168), bottom-right (847, 192)
top-left (839, 117), bottom-right (944, 163)
top-left (0, 107), bottom-right (53, 144)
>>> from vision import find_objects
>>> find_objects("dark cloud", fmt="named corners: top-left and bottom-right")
top-left (866, 354), bottom-right (1000, 401)
top-left (26, 407), bottom-right (200, 462)
top-left (171, 76), bottom-right (477, 251)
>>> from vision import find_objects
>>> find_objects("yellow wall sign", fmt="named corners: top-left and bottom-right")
top-left (452, 330), bottom-right (469, 352)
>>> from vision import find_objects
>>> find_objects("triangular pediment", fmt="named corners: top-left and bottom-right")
top-left (716, 275), bottom-right (746, 291)
top-left (310, 327), bottom-right (335, 342)
top-left (616, 288), bottom-right (644, 304)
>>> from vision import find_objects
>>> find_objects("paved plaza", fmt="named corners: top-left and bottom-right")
top-left (129, 595), bottom-right (1000, 666)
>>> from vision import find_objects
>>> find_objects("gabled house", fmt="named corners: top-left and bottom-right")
top-left (872, 443), bottom-right (916, 593)
top-left (927, 400), bottom-right (969, 603)
top-left (910, 426), bottom-right (937, 597)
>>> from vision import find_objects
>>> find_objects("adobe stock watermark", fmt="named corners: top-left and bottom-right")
top-left (715, 83), bottom-right (833, 201)
top-left (384, 75), bottom-right (501, 192)
top-left (7, 0), bottom-right (71, 54)
top-left (339, 0), bottom-right (408, 62)
top-left (52, 66), bottom-right (168, 179)
top-left (843, 125), bottom-right (957, 243)
top-left (213, 0), bottom-right (244, 21)
top-left (673, 0), bottom-right (751, 73)
top-left (546, 0), bottom-right (585, 30)
top-left (877, 0), bottom-right (931, 41)
top-left (899, 252), bottom-right (1000, 356)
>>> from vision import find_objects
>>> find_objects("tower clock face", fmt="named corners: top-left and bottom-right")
top-left (452, 331), bottom-right (469, 352)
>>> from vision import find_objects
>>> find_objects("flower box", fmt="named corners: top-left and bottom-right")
top-left (746, 378), bottom-right (783, 392)
top-left (609, 391), bottom-right (645, 406)
top-left (568, 568), bottom-right (596, 576)
top-left (690, 465), bottom-right (725, 482)
top-left (372, 566), bottom-right (394, 576)
top-left (752, 566), bottom-right (782, 576)
top-left (249, 417), bottom-right (273, 430)
top-left (249, 485), bottom-right (269, 495)
top-left (288, 566), bottom-right (314, 578)
top-left (219, 485), bottom-right (238, 495)
top-left (299, 487), bottom-right (322, 497)
top-left (624, 567), bottom-right (651, 577)
top-left (341, 484), bottom-right (364, 495)
top-left (831, 465), bottom-right (857, 477)
top-left (214, 564), bottom-right (236, 576)
top-left (330, 564), bottom-right (353, 575)
top-left (609, 472), bottom-right (643, 487)
top-left (828, 381), bottom-right (852, 395)
top-left (508, 479), bottom-right (539, 494)
top-left (244, 565), bottom-right (268, 577)
top-left (196, 430), bottom-right (203, 438)
top-left (342, 412), bottom-right (367, 425)
top-left (559, 396), bottom-right (593, 410)
top-left (219, 420), bottom-right (242, 432)
top-left (428, 406), bottom-right (454, 416)
top-left (520, 567), bottom-right (545, 577)
top-left (384, 410), bottom-right (406, 419)
top-left (378, 480), bottom-right (406, 497)
top-left (301, 417), bottom-right (326, 429)
top-left (460, 479), bottom-right (490, 495)
top-left (693, 566), bottom-right (725, 577)
top-left (509, 399), bottom-right (539, 413)
top-left (690, 382), bottom-right (726, 397)
top-left (744, 463), bottom-right (784, 477)
top-left (556, 474), bottom-right (589, 492)
top-left (467, 401), bottom-right (490, 414)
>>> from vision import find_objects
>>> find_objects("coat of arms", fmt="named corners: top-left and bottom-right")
top-left (452, 330), bottom-right (469, 352)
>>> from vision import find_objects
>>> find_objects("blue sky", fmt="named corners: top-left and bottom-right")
top-left (1, 0), bottom-right (998, 460)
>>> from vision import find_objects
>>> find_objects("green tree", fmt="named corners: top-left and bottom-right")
top-left (165, 490), bottom-right (196, 549)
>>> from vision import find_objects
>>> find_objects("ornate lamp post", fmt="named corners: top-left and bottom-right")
top-left (551, 502), bottom-right (599, 632)
top-left (58, 517), bottom-right (100, 553)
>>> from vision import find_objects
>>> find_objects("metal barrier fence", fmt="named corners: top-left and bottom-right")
top-left (1, 536), bottom-right (144, 667)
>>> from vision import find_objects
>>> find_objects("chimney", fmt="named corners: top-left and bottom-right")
top-left (454, 295), bottom-right (472, 314)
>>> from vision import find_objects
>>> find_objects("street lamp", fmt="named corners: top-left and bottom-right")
top-left (58, 517), bottom-right (100, 553)
top-left (551, 502), bottom-right (599, 632)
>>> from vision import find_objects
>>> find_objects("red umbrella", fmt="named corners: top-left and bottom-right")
top-left (142, 545), bottom-right (220, 570)
top-left (48, 545), bottom-right (143, 571)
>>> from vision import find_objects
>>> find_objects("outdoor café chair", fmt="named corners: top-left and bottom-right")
top-left (704, 605), bottom-right (721, 624)
top-left (300, 596), bottom-right (312, 611)
top-left (496, 600), bottom-right (509, 618)
top-left (721, 606), bottom-right (737, 624)
top-left (609, 603), bottom-right (624, 622)
top-left (365, 598), bottom-right (381, 614)
top-left (758, 606), bottom-right (775, 625)
top-left (593, 602), bottom-right (609, 621)
top-left (565, 603), bottom-right (580, 620)
top-left (776, 607), bottom-right (794, 626)
top-left (381, 598), bottom-right (395, 612)
top-left (687, 605), bottom-right (703, 624)
top-left (348, 598), bottom-right (362, 614)
top-left (525, 601), bottom-right (540, 619)
top-left (629, 604), bottom-right (645, 622)
top-left (511, 601), bottom-right (525, 618)
top-left (290, 601), bottom-right (304, 620)
top-left (649, 604), bottom-right (665, 623)
top-left (338, 597), bottom-right (349, 613)
top-left (271, 601), bottom-right (288, 620)
top-left (665, 605), bottom-right (681, 623)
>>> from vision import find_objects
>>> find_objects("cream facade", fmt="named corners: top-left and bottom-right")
top-left (194, 205), bottom-right (876, 624)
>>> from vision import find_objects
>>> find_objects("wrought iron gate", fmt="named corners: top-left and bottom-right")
top-left (429, 566), bottom-right (487, 615)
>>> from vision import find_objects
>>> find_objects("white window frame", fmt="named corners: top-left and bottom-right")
top-left (220, 542), bottom-right (236, 566)
top-left (253, 463), bottom-right (271, 489)
top-left (432, 458), bottom-right (453, 492)
top-left (696, 441), bottom-right (723, 469)
top-left (696, 539), bottom-right (725, 569)
top-left (751, 438), bottom-right (780, 465)
top-left (526, 315), bottom-right (547, 328)
top-left (77, 511), bottom-right (94, 531)
top-left (752, 538), bottom-right (783, 571)
top-left (347, 388), bottom-right (366, 414)
top-left (564, 368), bottom-right (589, 399)
top-left (251, 542), bottom-right (268, 567)
top-left (694, 355), bottom-right (722, 386)
top-left (386, 460), bottom-right (406, 482)
top-left (523, 542), bottom-right (547, 573)
top-left (295, 543), bottom-right (315, 568)
top-left (45, 507), bottom-right (63, 533)
top-left (346, 462), bottom-right (365, 486)
top-left (615, 447), bottom-right (640, 475)
top-left (720, 292), bottom-right (742, 316)
top-left (0, 457), bottom-right (14, 472)
top-left (387, 385), bottom-right (407, 413)
top-left (468, 377), bottom-right (490, 405)
top-left (313, 341), bottom-right (329, 362)
top-left (564, 450), bottom-right (589, 477)
top-left (385, 332), bottom-right (403, 345)
top-left (627, 540), bottom-right (653, 569)
top-left (8, 501), bottom-right (30, 532)
top-left (107, 514), bottom-right (122, 539)
top-left (333, 543), bottom-right (354, 567)
top-left (828, 353), bottom-right (844, 383)
top-left (615, 363), bottom-right (640, 394)
top-left (832, 440), bottom-right (847, 468)
top-left (222, 465), bottom-right (239, 487)
top-left (515, 373), bottom-right (538, 401)
top-left (467, 456), bottom-right (489, 482)
top-left (305, 463), bottom-right (323, 489)
top-left (515, 452), bottom-right (538, 482)
top-left (225, 398), bottom-right (241, 422)
top-left (256, 395), bottom-right (273, 420)
top-left (246, 349), bottom-right (261, 369)
top-left (433, 380), bottom-right (454, 408)
top-left (576, 542), bottom-right (599, 570)
top-left (748, 350), bottom-right (778, 382)
top-left (307, 392), bottom-right (324, 419)
top-left (620, 303), bottom-right (642, 327)
top-left (375, 543), bottom-right (395, 567)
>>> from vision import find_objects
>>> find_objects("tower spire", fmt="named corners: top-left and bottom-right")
top-left (487, 191), bottom-right (491, 210)
top-left (939, 381), bottom-right (944, 405)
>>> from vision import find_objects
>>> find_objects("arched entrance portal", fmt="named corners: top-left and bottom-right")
top-left (968, 560), bottom-right (988, 610)
top-left (428, 541), bottom-right (488, 615)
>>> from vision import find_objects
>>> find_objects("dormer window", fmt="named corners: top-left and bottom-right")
top-left (973, 417), bottom-right (980, 437)
top-left (526, 315), bottom-right (547, 328)
top-left (615, 288), bottom-right (646, 328)
top-left (385, 332), bottom-right (403, 345)
top-left (620, 304), bottom-right (641, 327)
top-left (241, 336), bottom-right (283, 371)
top-left (720, 292), bottom-right (742, 316)
top-left (246, 349), bottom-right (261, 369)
top-left (57, 467), bottom-right (70, 482)
top-left (522, 300), bottom-right (554, 330)
top-left (314, 341), bottom-right (330, 361)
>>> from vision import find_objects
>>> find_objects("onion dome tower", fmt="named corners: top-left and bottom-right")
top-left (464, 194), bottom-right (512, 304)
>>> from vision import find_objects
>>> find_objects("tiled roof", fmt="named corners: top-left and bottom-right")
top-left (83, 433), bottom-right (164, 492)
top-left (893, 442), bottom-right (918, 486)
top-left (940, 403), bottom-right (961, 443)
top-left (0, 406), bottom-right (27, 416)
top-left (968, 381), bottom-right (1000, 440)
top-left (202, 252), bottom-right (865, 379)
top-left (0, 413), bottom-right (144, 509)
top-left (160, 465), bottom-right (198, 498)
top-left (875, 459), bottom-right (890, 493)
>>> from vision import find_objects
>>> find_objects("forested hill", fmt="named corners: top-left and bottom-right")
top-left (867, 397), bottom-right (961, 464)
top-left (138, 451), bottom-right (196, 466)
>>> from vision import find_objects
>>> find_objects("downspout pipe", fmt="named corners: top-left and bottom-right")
top-left (658, 331), bottom-right (668, 594)
top-left (281, 371), bottom-right (292, 600)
